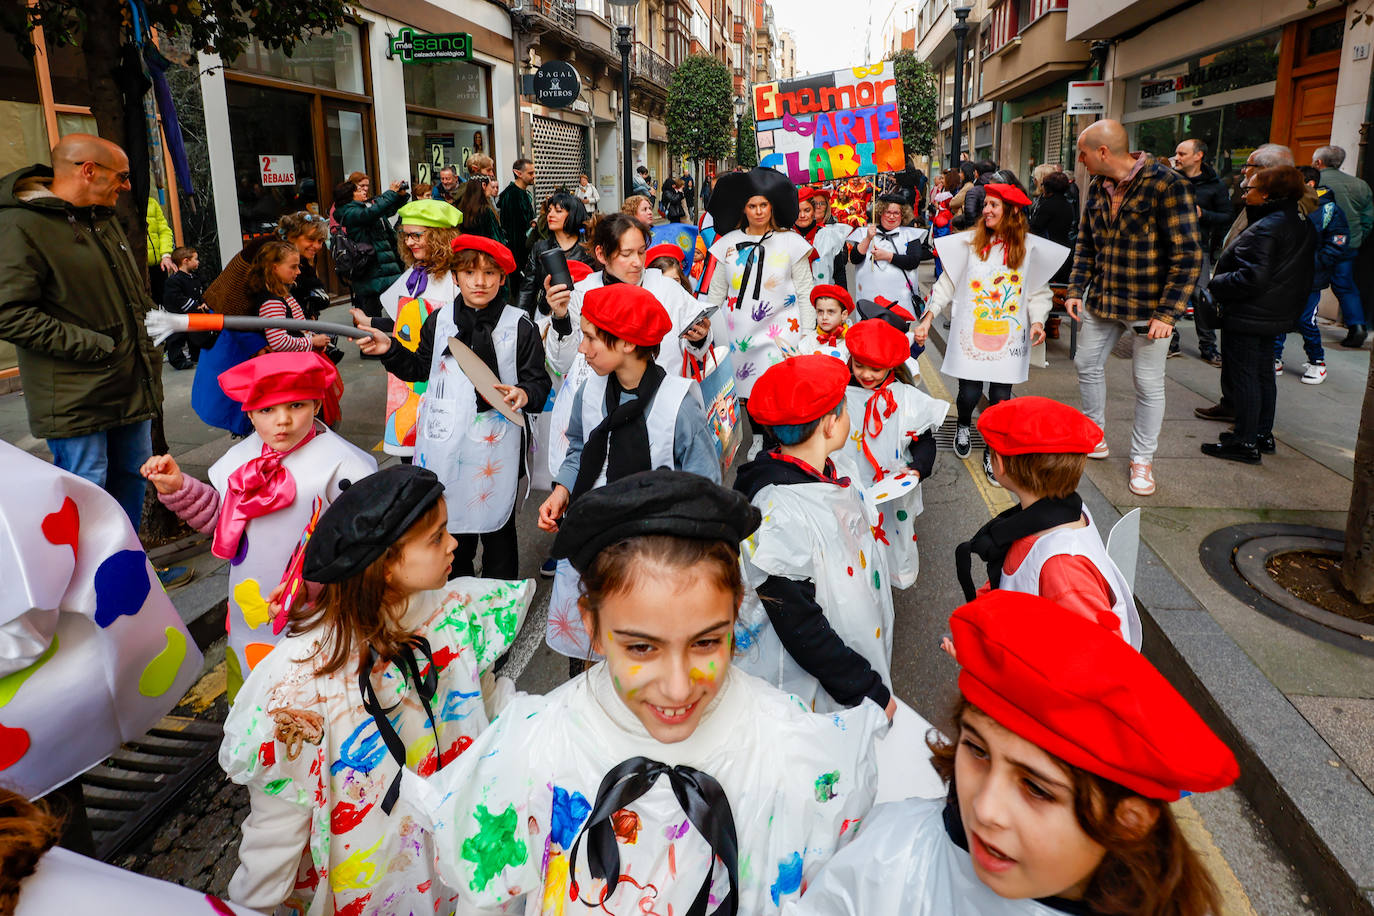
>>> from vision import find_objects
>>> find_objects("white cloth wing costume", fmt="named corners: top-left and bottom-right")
top-left (734, 480), bottom-right (895, 713)
top-left (930, 233), bottom-right (1068, 385)
top-left (401, 664), bottom-right (886, 914)
top-left (219, 578), bottom-right (532, 916)
top-left (0, 441), bottom-right (204, 799)
top-left (831, 383), bottom-right (950, 589)
top-left (845, 225), bottom-right (928, 312)
top-left (16, 847), bottom-right (257, 915)
top-left (209, 427), bottom-right (375, 683)
top-left (784, 799), bottom-right (1069, 915)
top-left (810, 224), bottom-right (851, 285)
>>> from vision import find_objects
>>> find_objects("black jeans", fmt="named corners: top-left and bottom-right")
top-left (452, 512), bottom-right (519, 580)
top-left (1221, 330), bottom-right (1276, 444)
top-left (955, 378), bottom-right (1013, 427)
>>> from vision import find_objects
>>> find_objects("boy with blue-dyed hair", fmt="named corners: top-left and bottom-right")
top-left (732, 354), bottom-right (897, 718)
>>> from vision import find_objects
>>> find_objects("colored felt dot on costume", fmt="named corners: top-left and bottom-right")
top-left (234, 578), bottom-right (272, 630)
top-left (0, 722), bottom-right (31, 770)
top-left (244, 642), bottom-right (275, 671)
top-left (231, 530), bottom-right (250, 566)
top-left (872, 570), bottom-right (881, 590)
top-left (895, 509), bottom-right (908, 522)
top-left (41, 496), bottom-right (80, 560)
top-left (138, 627), bottom-right (189, 697)
top-left (0, 636), bottom-right (57, 708)
top-left (94, 549), bottom-right (153, 627)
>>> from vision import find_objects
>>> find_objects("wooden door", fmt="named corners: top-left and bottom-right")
top-left (1271, 7), bottom-right (1344, 162)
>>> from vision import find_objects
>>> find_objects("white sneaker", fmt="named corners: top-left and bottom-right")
top-left (1128, 461), bottom-right (1156, 497)
top-left (1301, 361), bottom-right (1327, 385)
top-left (1088, 440), bottom-right (1109, 460)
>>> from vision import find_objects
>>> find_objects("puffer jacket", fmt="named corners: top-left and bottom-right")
top-left (146, 197), bottom-right (174, 265)
top-left (1211, 200), bottom-right (1317, 337)
top-left (0, 165), bottom-right (163, 438)
top-left (336, 189), bottom-right (408, 297)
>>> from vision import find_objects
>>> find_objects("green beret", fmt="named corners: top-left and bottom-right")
top-left (397, 198), bottom-right (462, 229)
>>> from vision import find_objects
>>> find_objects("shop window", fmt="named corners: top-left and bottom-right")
top-left (402, 60), bottom-right (489, 119)
top-left (1131, 96), bottom-right (1274, 188)
top-left (56, 112), bottom-right (97, 136)
top-left (1127, 32), bottom-right (1280, 114)
top-left (225, 82), bottom-right (321, 238)
top-left (0, 39), bottom-right (46, 175)
top-left (231, 26), bottom-right (365, 95)
top-left (406, 115), bottom-right (490, 188)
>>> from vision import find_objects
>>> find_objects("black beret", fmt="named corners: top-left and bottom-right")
top-left (551, 470), bottom-right (761, 575)
top-left (303, 465), bottom-right (445, 583)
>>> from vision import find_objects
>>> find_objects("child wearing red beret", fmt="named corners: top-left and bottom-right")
top-left (791, 590), bottom-right (1238, 916)
top-left (733, 354), bottom-right (897, 718)
top-left (832, 319), bottom-right (950, 589)
top-left (355, 235), bottom-right (552, 581)
top-left (954, 396), bottom-right (1140, 646)
top-left (139, 352), bottom-right (376, 698)
top-left (536, 283), bottom-right (721, 667)
top-left (913, 183), bottom-right (1070, 485)
top-left (808, 283), bottom-right (855, 361)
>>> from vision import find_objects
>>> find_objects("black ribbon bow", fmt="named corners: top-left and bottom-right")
top-left (736, 230), bottom-right (773, 307)
top-left (357, 636), bottom-right (444, 814)
top-left (954, 494), bottom-right (1084, 602)
top-left (569, 756), bottom-right (739, 916)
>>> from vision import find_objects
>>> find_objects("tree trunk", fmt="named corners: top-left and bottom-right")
top-left (82, 3), bottom-right (183, 545)
top-left (1342, 347), bottom-right (1374, 600)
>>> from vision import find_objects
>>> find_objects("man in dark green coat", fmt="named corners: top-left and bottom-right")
top-left (335, 176), bottom-right (409, 318)
top-left (497, 157), bottom-right (536, 298)
top-left (0, 134), bottom-right (163, 529)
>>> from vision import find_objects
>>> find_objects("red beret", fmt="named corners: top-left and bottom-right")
top-left (645, 243), bottom-right (685, 265)
top-left (219, 351), bottom-right (340, 412)
top-left (978, 396), bottom-right (1103, 455)
top-left (984, 183), bottom-right (1032, 209)
top-left (568, 260), bottom-right (594, 283)
top-left (747, 354), bottom-right (849, 426)
top-left (952, 591), bottom-right (1239, 800)
top-left (797, 186), bottom-right (829, 203)
top-left (582, 284), bottom-right (673, 346)
top-left (845, 319), bottom-right (910, 370)
top-left (810, 283), bottom-right (854, 313)
top-left (450, 234), bottom-right (516, 275)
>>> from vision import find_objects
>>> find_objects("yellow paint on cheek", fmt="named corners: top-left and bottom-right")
top-left (630, 665), bottom-right (641, 675)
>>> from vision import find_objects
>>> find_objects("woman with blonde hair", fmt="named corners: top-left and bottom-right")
top-left (621, 193), bottom-right (655, 226)
top-left (914, 182), bottom-right (1068, 483)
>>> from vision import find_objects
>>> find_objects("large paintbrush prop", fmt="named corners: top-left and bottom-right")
top-left (144, 309), bottom-right (372, 346)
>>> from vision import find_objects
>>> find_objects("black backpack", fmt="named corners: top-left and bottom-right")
top-left (329, 223), bottom-right (374, 282)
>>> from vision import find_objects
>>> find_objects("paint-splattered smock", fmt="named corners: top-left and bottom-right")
top-left (400, 663), bottom-right (885, 914)
top-left (219, 577), bottom-right (533, 916)
top-left (705, 229), bottom-right (815, 398)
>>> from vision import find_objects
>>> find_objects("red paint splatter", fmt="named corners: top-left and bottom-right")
top-left (0, 723), bottom-right (30, 770)
top-left (41, 496), bottom-right (79, 561)
top-left (331, 800), bottom-right (375, 835)
top-left (417, 735), bottom-right (474, 777)
top-left (611, 807), bottom-right (641, 844)
top-left (258, 741), bottom-right (275, 767)
top-left (846, 567), bottom-right (854, 576)
top-left (205, 894), bottom-right (237, 915)
top-left (417, 879), bottom-right (432, 893)
top-left (334, 892), bottom-right (371, 916)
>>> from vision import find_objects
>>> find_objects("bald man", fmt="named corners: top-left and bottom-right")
top-left (0, 134), bottom-right (163, 529)
top-left (1065, 119), bottom-right (1203, 498)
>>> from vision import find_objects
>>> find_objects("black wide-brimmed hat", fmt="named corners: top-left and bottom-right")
top-left (706, 167), bottom-right (799, 232)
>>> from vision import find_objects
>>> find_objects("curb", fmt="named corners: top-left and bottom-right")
top-left (1075, 477), bottom-right (1374, 914)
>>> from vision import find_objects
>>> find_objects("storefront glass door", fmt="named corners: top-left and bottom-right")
top-left (225, 82), bottom-right (319, 240)
top-left (325, 103), bottom-right (371, 188)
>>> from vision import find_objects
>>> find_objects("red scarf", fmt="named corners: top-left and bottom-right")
top-left (768, 449), bottom-right (849, 487)
top-left (212, 426), bottom-right (318, 560)
top-left (860, 376), bottom-right (898, 481)
top-left (816, 326), bottom-right (846, 348)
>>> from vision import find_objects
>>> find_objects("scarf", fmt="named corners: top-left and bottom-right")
top-left (735, 230), bottom-right (773, 305)
top-left (796, 221), bottom-right (819, 265)
top-left (358, 639), bottom-right (443, 814)
top-left (404, 265), bottom-right (429, 298)
top-left (954, 494), bottom-right (1084, 601)
top-left (454, 297), bottom-right (504, 412)
top-left (572, 363), bottom-right (667, 499)
top-left (767, 449), bottom-right (849, 487)
top-left (212, 426), bottom-right (317, 559)
top-left (569, 756), bottom-right (739, 916)
top-left (817, 326), bottom-right (846, 347)
top-left (858, 377), bottom-right (898, 480)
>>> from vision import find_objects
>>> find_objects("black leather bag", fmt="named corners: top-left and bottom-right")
top-left (1192, 285), bottom-right (1220, 331)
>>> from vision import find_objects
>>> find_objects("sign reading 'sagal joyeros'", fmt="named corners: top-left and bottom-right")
top-left (388, 27), bottom-right (473, 64)
top-left (532, 62), bottom-right (580, 109)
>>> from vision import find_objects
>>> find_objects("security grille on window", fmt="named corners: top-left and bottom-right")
top-left (530, 115), bottom-right (588, 206)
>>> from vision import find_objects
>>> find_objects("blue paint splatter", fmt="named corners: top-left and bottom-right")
top-left (549, 786), bottom-right (591, 849)
top-left (94, 550), bottom-right (151, 627)
top-left (770, 851), bottom-right (804, 905)
top-left (440, 688), bottom-right (481, 722)
top-left (331, 712), bottom-right (399, 775)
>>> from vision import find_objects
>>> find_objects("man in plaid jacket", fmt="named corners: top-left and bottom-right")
top-left (1066, 119), bottom-right (1203, 497)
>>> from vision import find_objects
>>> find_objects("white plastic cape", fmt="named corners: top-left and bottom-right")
top-left (400, 664), bottom-right (887, 914)
top-left (810, 224), bottom-right (851, 286)
top-left (219, 577), bottom-right (532, 916)
top-left (734, 480), bottom-right (895, 713)
top-left (0, 441), bottom-right (203, 798)
top-left (785, 798), bottom-right (1069, 915)
top-left (16, 846), bottom-right (257, 915)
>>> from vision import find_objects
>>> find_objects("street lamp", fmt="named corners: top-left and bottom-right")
top-left (733, 95), bottom-right (745, 166)
top-left (950, 0), bottom-right (972, 166)
top-left (608, 0), bottom-right (640, 199)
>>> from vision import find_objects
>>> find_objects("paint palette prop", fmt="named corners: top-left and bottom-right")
top-left (274, 496), bottom-right (324, 632)
top-left (875, 698), bottom-right (946, 803)
top-left (447, 336), bottom-right (524, 425)
top-left (0, 441), bottom-right (202, 798)
top-left (865, 471), bottom-right (920, 506)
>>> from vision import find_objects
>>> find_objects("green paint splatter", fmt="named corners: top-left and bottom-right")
top-left (462, 803), bottom-right (527, 892)
top-left (264, 778), bottom-right (291, 796)
top-left (814, 770), bottom-right (840, 802)
top-left (895, 509), bottom-right (908, 522)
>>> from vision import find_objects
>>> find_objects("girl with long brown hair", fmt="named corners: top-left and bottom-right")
top-left (218, 465), bottom-right (534, 916)
top-left (913, 181), bottom-right (1070, 485)
top-left (793, 590), bottom-right (1238, 916)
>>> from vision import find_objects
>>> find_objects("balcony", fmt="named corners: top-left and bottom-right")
top-left (632, 41), bottom-right (675, 87)
top-left (732, 14), bottom-right (747, 42)
top-left (528, 0), bottom-right (577, 30)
